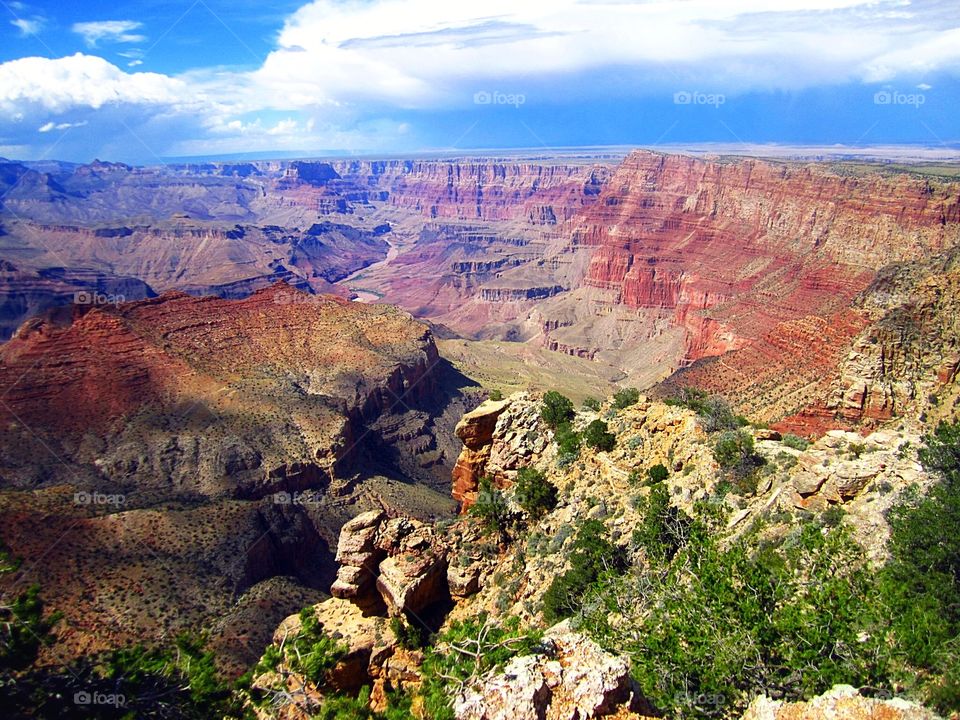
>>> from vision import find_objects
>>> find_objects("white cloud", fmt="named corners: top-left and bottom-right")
top-left (38, 120), bottom-right (88, 133)
top-left (10, 17), bottom-right (43, 37)
top-left (1, 0), bottom-right (959, 161)
top-left (0, 54), bottom-right (187, 113)
top-left (242, 0), bottom-right (959, 110)
top-left (72, 20), bottom-right (146, 48)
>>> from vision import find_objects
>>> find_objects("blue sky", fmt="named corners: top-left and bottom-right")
top-left (1, 0), bottom-right (959, 163)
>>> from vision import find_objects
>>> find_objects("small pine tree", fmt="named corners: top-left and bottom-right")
top-left (612, 387), bottom-right (640, 409)
top-left (541, 391), bottom-right (574, 428)
top-left (514, 466), bottom-right (559, 520)
top-left (583, 419), bottom-right (615, 451)
top-left (470, 477), bottom-right (511, 536)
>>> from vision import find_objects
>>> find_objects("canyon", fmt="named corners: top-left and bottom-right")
top-left (0, 284), bottom-right (479, 670)
top-left (7, 151), bottom-right (960, 436)
top-left (3, 148), bottom-right (960, 712)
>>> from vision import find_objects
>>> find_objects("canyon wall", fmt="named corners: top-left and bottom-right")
top-left (331, 159), bottom-right (609, 223)
top-left (537, 151), bottom-right (960, 423)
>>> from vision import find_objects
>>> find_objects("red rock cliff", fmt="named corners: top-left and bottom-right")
top-left (333, 159), bottom-right (610, 223)
top-left (568, 151), bottom-right (960, 421)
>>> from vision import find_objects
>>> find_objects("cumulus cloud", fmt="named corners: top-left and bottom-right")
top-left (10, 17), bottom-right (43, 37)
top-left (2, 0), bottom-right (959, 161)
top-left (72, 20), bottom-right (146, 48)
top-left (0, 54), bottom-right (187, 113)
top-left (245, 0), bottom-right (960, 110)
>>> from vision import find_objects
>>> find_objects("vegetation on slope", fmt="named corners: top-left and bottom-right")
top-left (4, 389), bottom-right (960, 719)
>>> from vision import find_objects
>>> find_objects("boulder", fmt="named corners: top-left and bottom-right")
top-left (741, 684), bottom-right (941, 720)
top-left (330, 510), bottom-right (387, 610)
top-left (335, 509), bottom-right (385, 566)
top-left (447, 561), bottom-right (482, 598)
top-left (376, 551), bottom-right (448, 616)
top-left (454, 622), bottom-right (647, 720)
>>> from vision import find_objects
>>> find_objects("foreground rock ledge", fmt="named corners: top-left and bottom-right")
top-left (454, 621), bottom-right (651, 720)
top-left (742, 685), bottom-right (942, 720)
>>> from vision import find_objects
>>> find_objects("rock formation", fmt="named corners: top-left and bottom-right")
top-left (329, 510), bottom-right (450, 617)
top-left (0, 284), bottom-right (470, 668)
top-left (452, 399), bottom-right (513, 508)
top-left (454, 622), bottom-right (648, 720)
top-left (257, 390), bottom-right (947, 719)
top-left (741, 685), bottom-right (942, 720)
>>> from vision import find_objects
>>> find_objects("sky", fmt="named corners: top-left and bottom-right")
top-left (0, 0), bottom-right (959, 163)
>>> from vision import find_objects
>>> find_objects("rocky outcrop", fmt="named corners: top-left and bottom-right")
top-left (454, 623), bottom-right (648, 720)
top-left (330, 511), bottom-right (450, 617)
top-left (741, 685), bottom-right (941, 720)
top-left (451, 395), bottom-right (553, 510)
top-left (330, 510), bottom-right (387, 611)
top-left (452, 399), bottom-right (513, 508)
top-left (0, 262), bottom-right (156, 340)
top-left (261, 596), bottom-right (422, 717)
top-left (479, 284), bottom-right (565, 302)
top-left (374, 517), bottom-right (449, 616)
top-left (822, 249), bottom-right (960, 428)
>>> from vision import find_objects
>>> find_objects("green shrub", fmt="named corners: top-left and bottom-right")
top-left (612, 387), bottom-right (640, 409)
top-left (390, 615), bottom-right (426, 651)
top-left (0, 543), bottom-right (62, 673)
top-left (514, 466), bottom-right (559, 520)
top-left (820, 505), bottom-right (845, 528)
top-left (541, 391), bottom-right (574, 428)
top-left (631, 483), bottom-right (691, 563)
top-left (647, 463), bottom-right (670, 484)
top-left (0, 583), bottom-right (61, 671)
top-left (290, 608), bottom-right (349, 686)
top-left (489, 389), bottom-right (503, 401)
top-left (580, 518), bottom-right (881, 718)
top-left (871, 421), bottom-right (960, 713)
top-left (470, 477), bottom-right (512, 537)
top-left (583, 419), bottom-right (616, 451)
top-left (542, 519), bottom-right (626, 623)
top-left (665, 388), bottom-right (745, 432)
top-left (583, 396), bottom-right (601, 411)
top-left (781, 433), bottom-right (810, 451)
top-left (713, 430), bottom-right (755, 468)
top-left (713, 431), bottom-right (766, 495)
top-left (554, 421), bottom-right (581, 466)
